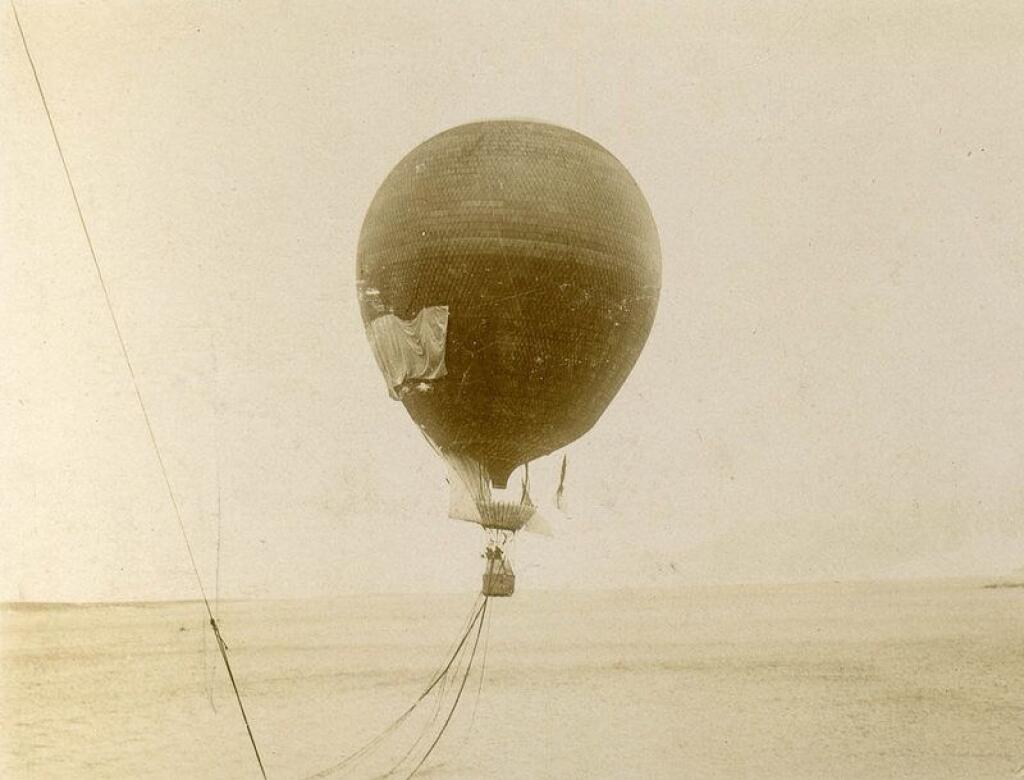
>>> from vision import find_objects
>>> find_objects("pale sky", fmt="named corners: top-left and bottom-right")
top-left (4, 1), bottom-right (1024, 601)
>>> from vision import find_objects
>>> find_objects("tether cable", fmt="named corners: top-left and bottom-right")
top-left (10, 3), bottom-right (267, 776)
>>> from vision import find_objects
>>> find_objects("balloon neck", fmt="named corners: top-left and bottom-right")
top-left (489, 463), bottom-right (515, 489)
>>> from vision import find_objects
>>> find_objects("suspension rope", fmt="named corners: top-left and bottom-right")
top-left (465, 599), bottom-right (493, 739)
top-left (381, 595), bottom-right (489, 777)
top-left (445, 595), bottom-right (494, 768)
top-left (403, 598), bottom-right (489, 779)
top-left (307, 597), bottom-right (486, 779)
top-left (10, 4), bottom-right (267, 777)
top-left (377, 599), bottom-right (490, 779)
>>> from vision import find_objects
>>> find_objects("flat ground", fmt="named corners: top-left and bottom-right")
top-left (2, 579), bottom-right (1023, 778)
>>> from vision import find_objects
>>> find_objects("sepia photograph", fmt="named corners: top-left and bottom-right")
top-left (3, 1), bottom-right (1023, 777)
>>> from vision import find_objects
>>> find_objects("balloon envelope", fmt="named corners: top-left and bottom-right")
top-left (357, 120), bottom-right (661, 487)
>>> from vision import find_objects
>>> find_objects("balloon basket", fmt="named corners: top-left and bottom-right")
top-left (482, 571), bottom-right (515, 597)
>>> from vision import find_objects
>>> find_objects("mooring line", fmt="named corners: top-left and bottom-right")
top-left (404, 597), bottom-right (489, 779)
top-left (9, 3), bottom-right (267, 776)
top-left (308, 597), bottom-right (487, 779)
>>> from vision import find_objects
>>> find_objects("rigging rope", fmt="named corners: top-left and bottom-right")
top-left (415, 595), bottom-right (494, 780)
top-left (10, 3), bottom-right (267, 777)
top-left (402, 598), bottom-right (489, 779)
top-left (455, 598), bottom-right (492, 758)
top-left (378, 597), bottom-right (490, 779)
top-left (307, 597), bottom-right (488, 779)
top-left (378, 597), bottom-right (484, 778)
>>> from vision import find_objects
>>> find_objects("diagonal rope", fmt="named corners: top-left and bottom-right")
top-left (376, 600), bottom-right (490, 780)
top-left (307, 597), bottom-right (486, 779)
top-left (10, 3), bottom-right (267, 777)
top-left (453, 597), bottom-right (492, 760)
top-left (377, 603), bottom-right (482, 779)
top-left (403, 597), bottom-right (489, 779)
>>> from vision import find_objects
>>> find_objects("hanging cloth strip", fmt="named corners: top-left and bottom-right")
top-left (365, 306), bottom-right (449, 399)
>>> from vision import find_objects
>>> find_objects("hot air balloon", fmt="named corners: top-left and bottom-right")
top-left (357, 120), bottom-right (661, 596)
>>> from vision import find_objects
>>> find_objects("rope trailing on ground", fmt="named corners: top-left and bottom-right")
top-left (447, 599), bottom-right (492, 764)
top-left (9, 4), bottom-right (267, 777)
top-left (382, 596), bottom-right (488, 775)
top-left (308, 596), bottom-right (490, 779)
top-left (402, 597), bottom-right (489, 779)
